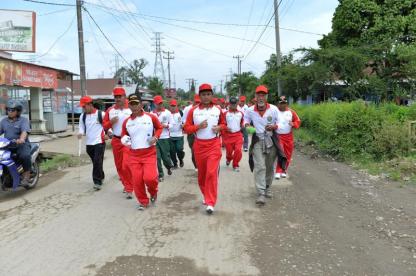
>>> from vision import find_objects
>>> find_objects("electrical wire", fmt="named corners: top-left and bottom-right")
top-left (22, 0), bottom-right (75, 6)
top-left (38, 7), bottom-right (73, 16)
top-left (238, 0), bottom-right (256, 55)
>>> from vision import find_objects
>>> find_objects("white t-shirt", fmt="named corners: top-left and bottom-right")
top-left (170, 111), bottom-right (184, 137)
top-left (189, 105), bottom-right (222, 140)
top-left (225, 110), bottom-right (244, 133)
top-left (182, 104), bottom-right (193, 124)
top-left (153, 109), bottom-right (173, 139)
top-left (105, 106), bottom-right (132, 136)
top-left (79, 109), bottom-right (105, 145)
top-left (123, 113), bottom-right (158, 149)
top-left (244, 104), bottom-right (279, 136)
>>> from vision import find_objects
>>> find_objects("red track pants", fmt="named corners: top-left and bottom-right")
top-left (224, 132), bottom-right (243, 168)
top-left (276, 133), bottom-right (294, 173)
top-left (194, 137), bottom-right (222, 207)
top-left (111, 138), bottom-right (133, 192)
top-left (128, 147), bottom-right (158, 206)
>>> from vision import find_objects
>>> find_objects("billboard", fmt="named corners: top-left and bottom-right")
top-left (0, 10), bottom-right (36, 52)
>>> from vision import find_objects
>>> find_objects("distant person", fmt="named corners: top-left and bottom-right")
top-left (103, 87), bottom-right (133, 198)
top-left (223, 96), bottom-right (244, 171)
top-left (184, 83), bottom-right (225, 215)
top-left (78, 96), bottom-right (106, 190)
top-left (238, 96), bottom-right (250, 152)
top-left (0, 100), bottom-right (31, 185)
top-left (275, 96), bottom-right (301, 179)
top-left (121, 94), bottom-right (163, 210)
top-left (168, 99), bottom-right (185, 169)
top-left (152, 95), bottom-right (174, 181)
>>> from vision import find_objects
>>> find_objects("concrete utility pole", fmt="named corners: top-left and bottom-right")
top-left (163, 51), bottom-right (174, 92)
top-left (274, 0), bottom-right (283, 97)
top-left (220, 80), bottom-right (223, 94)
top-left (76, 0), bottom-right (87, 96)
top-left (233, 55), bottom-right (243, 96)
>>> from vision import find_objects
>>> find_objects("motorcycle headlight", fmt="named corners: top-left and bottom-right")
top-left (0, 150), bottom-right (10, 160)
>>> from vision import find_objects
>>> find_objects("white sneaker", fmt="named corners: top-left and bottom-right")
top-left (274, 173), bottom-right (281, 179)
top-left (281, 173), bottom-right (287, 178)
top-left (195, 168), bottom-right (198, 172)
top-left (233, 167), bottom-right (240, 172)
top-left (206, 205), bottom-right (214, 214)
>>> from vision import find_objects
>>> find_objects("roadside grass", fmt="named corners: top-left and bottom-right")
top-left (40, 154), bottom-right (89, 174)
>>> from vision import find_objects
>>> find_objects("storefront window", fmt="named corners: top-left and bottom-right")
top-left (42, 90), bottom-right (68, 114)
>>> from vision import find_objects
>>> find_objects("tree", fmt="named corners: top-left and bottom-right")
top-left (114, 58), bottom-right (148, 89)
top-left (147, 77), bottom-right (164, 96)
top-left (225, 72), bottom-right (259, 100)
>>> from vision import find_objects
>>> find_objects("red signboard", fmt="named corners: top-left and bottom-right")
top-left (0, 59), bottom-right (58, 89)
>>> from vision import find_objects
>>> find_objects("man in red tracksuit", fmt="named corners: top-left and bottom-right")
top-left (275, 96), bottom-right (301, 179)
top-left (184, 83), bottom-right (226, 215)
top-left (103, 87), bottom-right (133, 198)
top-left (121, 94), bottom-right (163, 210)
top-left (223, 96), bottom-right (244, 171)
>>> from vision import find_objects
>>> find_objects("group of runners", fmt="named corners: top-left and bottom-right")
top-left (78, 83), bottom-right (300, 214)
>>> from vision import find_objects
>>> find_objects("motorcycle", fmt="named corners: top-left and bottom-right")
top-left (0, 137), bottom-right (40, 191)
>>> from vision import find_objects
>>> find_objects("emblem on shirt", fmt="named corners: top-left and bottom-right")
top-left (267, 116), bottom-right (272, 123)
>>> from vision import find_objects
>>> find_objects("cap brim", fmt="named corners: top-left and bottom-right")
top-left (129, 100), bottom-right (140, 104)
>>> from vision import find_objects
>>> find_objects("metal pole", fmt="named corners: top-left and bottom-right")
top-left (274, 0), bottom-right (282, 97)
top-left (71, 75), bottom-right (75, 132)
top-left (76, 0), bottom-right (87, 96)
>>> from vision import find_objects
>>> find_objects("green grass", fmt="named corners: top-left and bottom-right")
top-left (40, 154), bottom-right (80, 173)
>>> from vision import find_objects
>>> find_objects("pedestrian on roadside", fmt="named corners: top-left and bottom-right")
top-left (182, 95), bottom-right (201, 171)
top-left (238, 96), bottom-right (250, 152)
top-left (168, 99), bottom-right (185, 169)
top-left (102, 87), bottom-right (133, 198)
top-left (244, 85), bottom-right (286, 205)
top-left (184, 83), bottom-right (226, 215)
top-left (153, 95), bottom-right (174, 182)
top-left (274, 96), bottom-right (301, 179)
top-left (78, 96), bottom-right (106, 191)
top-left (121, 94), bottom-right (163, 210)
top-left (223, 96), bottom-right (244, 172)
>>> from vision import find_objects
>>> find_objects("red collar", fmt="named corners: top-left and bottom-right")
top-left (171, 109), bottom-right (179, 114)
top-left (154, 108), bottom-right (165, 114)
top-left (254, 103), bottom-right (270, 116)
top-left (198, 103), bottom-right (214, 109)
top-left (114, 102), bottom-right (128, 110)
top-left (130, 110), bottom-right (145, 119)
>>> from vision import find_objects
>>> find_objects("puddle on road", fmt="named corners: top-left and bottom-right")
top-left (93, 255), bottom-right (218, 276)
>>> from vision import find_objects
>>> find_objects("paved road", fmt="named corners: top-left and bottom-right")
top-left (0, 137), bottom-right (415, 275)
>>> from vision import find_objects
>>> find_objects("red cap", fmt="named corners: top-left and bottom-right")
top-left (194, 94), bottom-right (201, 103)
top-left (212, 97), bottom-right (218, 104)
top-left (113, 87), bottom-right (126, 96)
top-left (255, 85), bottom-right (268, 94)
top-left (198, 83), bottom-right (213, 94)
top-left (169, 99), bottom-right (177, 106)
top-left (239, 96), bottom-right (246, 102)
top-left (219, 98), bottom-right (225, 103)
top-left (153, 95), bottom-right (164, 105)
top-left (80, 96), bottom-right (93, 107)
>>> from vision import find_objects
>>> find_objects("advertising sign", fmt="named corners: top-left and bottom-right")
top-left (0, 59), bottom-right (58, 89)
top-left (0, 9), bottom-right (36, 52)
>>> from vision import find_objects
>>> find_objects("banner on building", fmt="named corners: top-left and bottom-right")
top-left (0, 9), bottom-right (36, 52)
top-left (0, 59), bottom-right (58, 89)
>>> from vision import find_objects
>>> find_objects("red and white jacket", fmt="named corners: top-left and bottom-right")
top-left (224, 110), bottom-right (244, 133)
top-left (276, 108), bottom-right (301, 135)
top-left (184, 104), bottom-right (226, 140)
top-left (103, 103), bottom-right (132, 137)
top-left (79, 109), bottom-right (105, 145)
top-left (121, 112), bottom-right (163, 150)
top-left (244, 103), bottom-right (279, 135)
top-left (153, 108), bottom-right (173, 139)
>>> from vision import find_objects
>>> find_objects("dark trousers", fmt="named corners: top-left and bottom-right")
top-left (242, 128), bottom-right (249, 149)
top-left (186, 134), bottom-right (197, 169)
top-left (86, 143), bottom-right (105, 185)
top-left (11, 143), bottom-right (31, 171)
top-left (156, 139), bottom-right (173, 177)
top-left (169, 136), bottom-right (185, 166)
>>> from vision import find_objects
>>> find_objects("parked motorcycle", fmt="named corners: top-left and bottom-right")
top-left (0, 137), bottom-right (40, 191)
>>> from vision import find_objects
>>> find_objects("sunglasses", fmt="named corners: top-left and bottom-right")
top-left (6, 108), bottom-right (16, 112)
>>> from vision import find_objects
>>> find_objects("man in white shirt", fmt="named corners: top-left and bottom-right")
top-left (168, 99), bottom-right (185, 169)
top-left (153, 95), bottom-right (174, 181)
top-left (182, 95), bottom-right (200, 170)
top-left (238, 96), bottom-right (250, 152)
top-left (103, 87), bottom-right (132, 198)
top-left (77, 96), bottom-right (106, 190)
top-left (244, 85), bottom-right (280, 205)
top-left (223, 96), bottom-right (244, 171)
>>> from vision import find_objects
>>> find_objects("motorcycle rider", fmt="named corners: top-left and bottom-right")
top-left (0, 100), bottom-right (31, 185)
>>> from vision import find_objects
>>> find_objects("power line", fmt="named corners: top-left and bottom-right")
top-left (22, 0), bottom-right (75, 6)
top-left (118, 0), bottom-right (152, 40)
top-left (238, 0), bottom-right (256, 54)
top-left (244, 0), bottom-right (283, 59)
top-left (39, 7), bottom-right (73, 16)
top-left (83, 7), bottom-right (132, 69)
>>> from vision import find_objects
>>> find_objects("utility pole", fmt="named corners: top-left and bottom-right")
top-left (274, 0), bottom-right (282, 96)
top-left (220, 80), bottom-right (223, 94)
top-left (186, 78), bottom-right (193, 92)
top-left (152, 32), bottom-right (166, 86)
top-left (76, 0), bottom-right (87, 96)
top-left (233, 55), bottom-right (243, 96)
top-left (163, 51), bottom-right (174, 94)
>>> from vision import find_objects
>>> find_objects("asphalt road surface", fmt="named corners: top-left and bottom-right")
top-left (0, 138), bottom-right (415, 276)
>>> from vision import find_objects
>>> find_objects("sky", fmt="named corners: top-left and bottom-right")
top-left (4, 0), bottom-right (339, 92)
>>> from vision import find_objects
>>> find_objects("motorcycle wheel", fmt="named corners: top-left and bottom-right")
top-left (24, 162), bottom-right (40, 190)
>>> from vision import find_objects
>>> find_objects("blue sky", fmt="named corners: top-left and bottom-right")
top-left (5, 0), bottom-right (339, 91)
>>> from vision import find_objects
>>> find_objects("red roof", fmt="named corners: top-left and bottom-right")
top-left (58, 78), bottom-right (117, 96)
